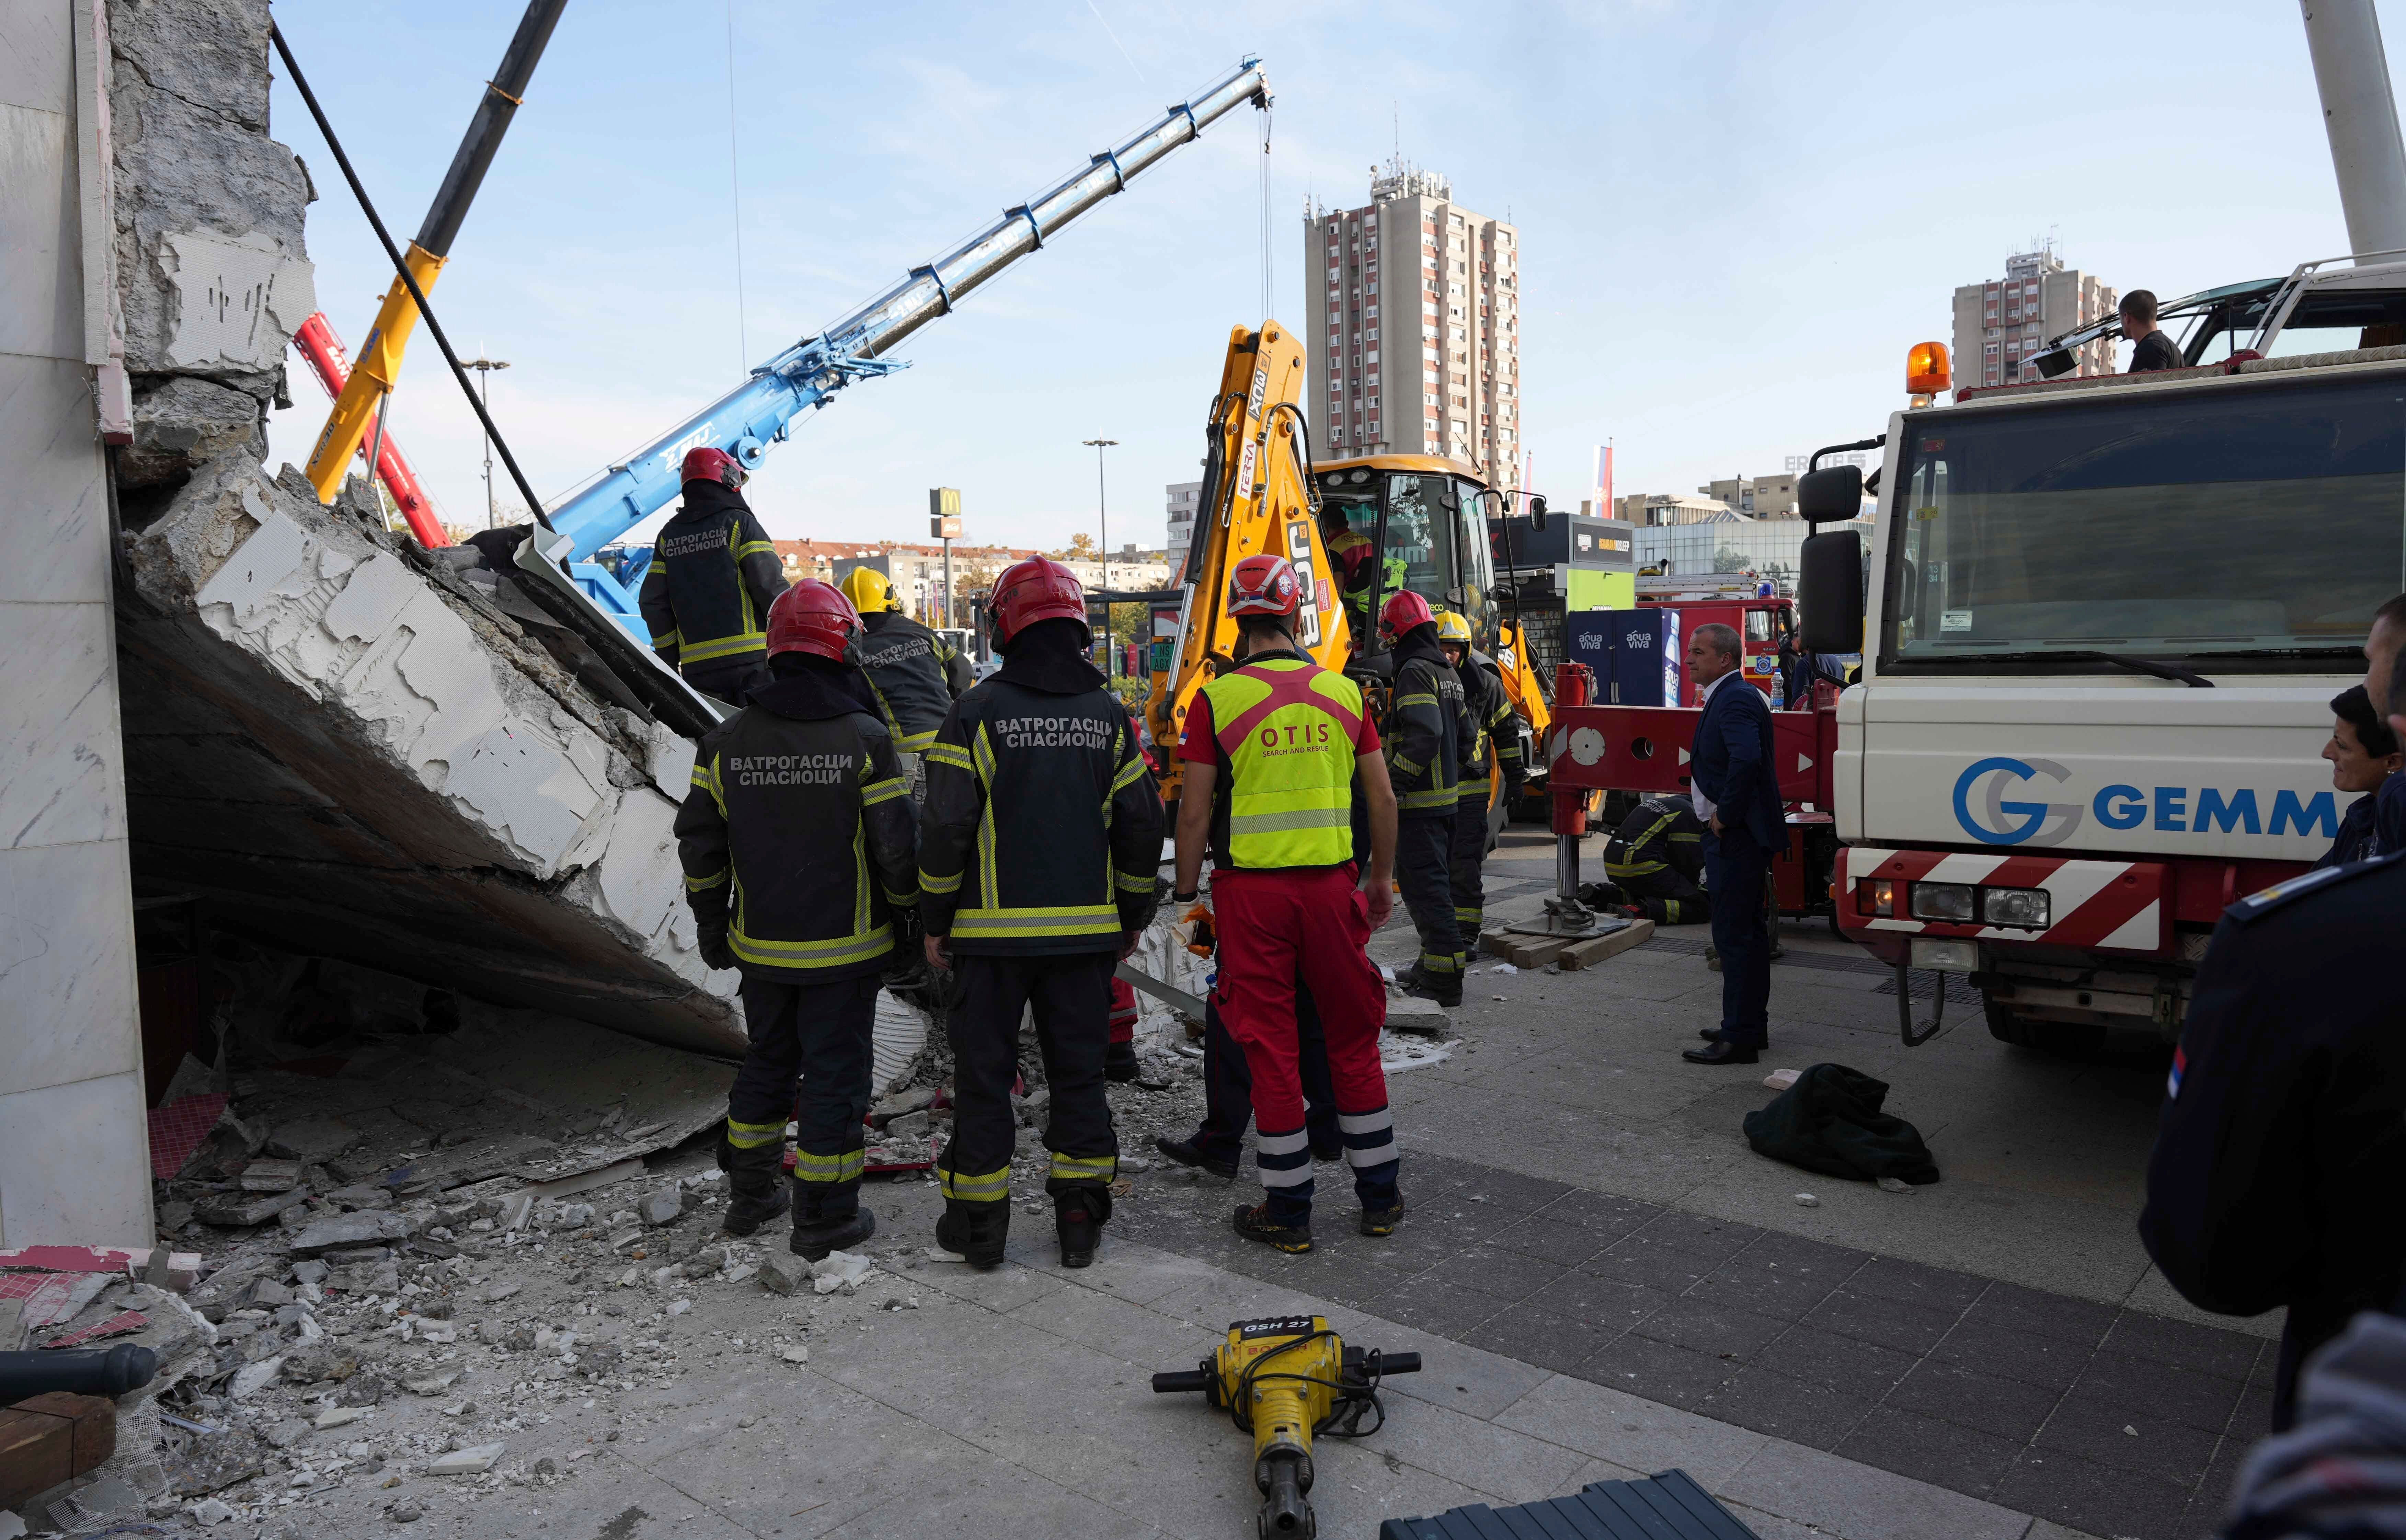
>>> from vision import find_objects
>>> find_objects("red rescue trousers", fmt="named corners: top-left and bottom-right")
top-left (1109, 977), bottom-right (1138, 1044)
top-left (1211, 863), bottom-right (1391, 1157)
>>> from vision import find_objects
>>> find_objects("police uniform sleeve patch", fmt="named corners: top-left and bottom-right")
top-left (2229, 847), bottom-right (2406, 921)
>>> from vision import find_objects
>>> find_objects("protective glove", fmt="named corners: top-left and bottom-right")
top-left (696, 922), bottom-right (736, 973)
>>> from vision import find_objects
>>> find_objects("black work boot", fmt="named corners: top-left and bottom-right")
top-left (935, 1198), bottom-right (1008, 1268)
top-left (788, 1180), bottom-right (876, 1262)
top-left (1054, 1185), bottom-right (1112, 1269)
top-left (1233, 1202), bottom-right (1313, 1254)
top-left (1399, 964), bottom-right (1463, 1009)
top-left (1103, 1042), bottom-right (1140, 1083)
top-left (716, 1136), bottom-right (791, 1238)
top-left (1154, 1133), bottom-right (1238, 1181)
top-left (1359, 1203), bottom-right (1405, 1238)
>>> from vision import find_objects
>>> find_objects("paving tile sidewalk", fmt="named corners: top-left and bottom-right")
top-left (795, 1200), bottom-right (2106, 1540)
top-left (1117, 1149), bottom-right (2267, 1540)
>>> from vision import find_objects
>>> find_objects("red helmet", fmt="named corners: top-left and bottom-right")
top-left (765, 579), bottom-right (861, 662)
top-left (1379, 589), bottom-right (1436, 641)
top-left (1227, 553), bottom-right (1301, 619)
top-left (990, 556), bottom-right (1088, 647)
top-left (681, 445), bottom-right (747, 490)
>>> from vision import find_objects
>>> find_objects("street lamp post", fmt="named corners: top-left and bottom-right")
top-left (1082, 438), bottom-right (1118, 676)
top-left (465, 355), bottom-right (511, 528)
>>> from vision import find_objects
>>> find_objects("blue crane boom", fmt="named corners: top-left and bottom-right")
top-left (549, 56), bottom-right (1271, 623)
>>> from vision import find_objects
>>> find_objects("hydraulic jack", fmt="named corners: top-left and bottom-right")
top-left (1152, 1315), bottom-right (1420, 1538)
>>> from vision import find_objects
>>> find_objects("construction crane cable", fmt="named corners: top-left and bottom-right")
top-left (1258, 106), bottom-right (1272, 319)
top-left (269, 22), bottom-right (557, 532)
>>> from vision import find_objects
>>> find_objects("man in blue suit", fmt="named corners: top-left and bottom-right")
top-left (1681, 623), bottom-right (1785, 1065)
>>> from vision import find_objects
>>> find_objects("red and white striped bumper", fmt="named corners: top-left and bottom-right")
top-left (1836, 848), bottom-right (2169, 956)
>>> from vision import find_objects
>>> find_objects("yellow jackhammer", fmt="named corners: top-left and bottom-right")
top-left (1151, 1315), bottom-right (1421, 1538)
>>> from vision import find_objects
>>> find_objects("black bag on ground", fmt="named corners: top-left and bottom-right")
top-left (1741, 1062), bottom-right (1939, 1185)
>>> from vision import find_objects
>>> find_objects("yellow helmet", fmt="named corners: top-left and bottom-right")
top-left (839, 566), bottom-right (897, 614)
top-left (1434, 609), bottom-right (1473, 646)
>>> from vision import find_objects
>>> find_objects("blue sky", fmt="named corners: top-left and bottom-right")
top-left (265, 0), bottom-right (2371, 552)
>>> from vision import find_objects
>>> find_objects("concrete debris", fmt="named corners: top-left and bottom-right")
top-left (228, 1359), bottom-right (283, 1399)
top-left (170, 1429), bottom-right (268, 1496)
top-left (123, 373), bottom-right (271, 486)
top-left (810, 1252), bottom-right (877, 1295)
top-left (777, 1344), bottom-right (809, 1365)
top-left (290, 1211), bottom-right (414, 1255)
top-left (1379, 1033), bottom-right (1458, 1073)
top-left (266, 1120), bottom-right (365, 1164)
top-left (191, 1496), bottom-right (237, 1525)
top-left (237, 1158), bottom-right (305, 1193)
top-left (1794, 1193), bottom-right (1821, 1208)
top-left (313, 1407), bottom-right (368, 1431)
top-left (118, 453), bottom-right (742, 1056)
top-left (425, 1443), bottom-right (506, 1476)
top-left (1764, 1067), bottom-right (1803, 1092)
top-left (757, 1253), bottom-right (812, 1297)
top-left (638, 1190), bottom-right (683, 1227)
top-left (1877, 1176), bottom-right (1916, 1194)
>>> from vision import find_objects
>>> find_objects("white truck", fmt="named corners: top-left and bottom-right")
top-left (1796, 262), bottom-right (2406, 1049)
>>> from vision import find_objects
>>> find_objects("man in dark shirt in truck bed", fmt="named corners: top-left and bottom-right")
top-left (2122, 290), bottom-right (2185, 372)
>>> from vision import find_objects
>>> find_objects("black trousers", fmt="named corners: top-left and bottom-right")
top-left (683, 656), bottom-right (771, 708)
top-left (1395, 814), bottom-right (1464, 977)
top-left (1448, 797), bottom-right (1490, 943)
top-left (1196, 988), bottom-right (1336, 1167)
top-left (941, 951), bottom-right (1118, 1205)
top-left (732, 972), bottom-right (878, 1213)
top-left (1703, 828), bottom-right (1772, 1047)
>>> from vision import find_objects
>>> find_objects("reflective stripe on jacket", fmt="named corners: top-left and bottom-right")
top-left (637, 484), bottom-right (787, 668)
top-left (1384, 646), bottom-right (1468, 819)
top-left (1200, 656), bottom-right (1365, 871)
top-left (1604, 794), bottom-right (1705, 885)
top-left (673, 703), bottom-right (917, 979)
top-left (1455, 654), bottom-right (1521, 802)
top-left (917, 678), bottom-right (1164, 955)
top-left (858, 611), bottom-right (971, 752)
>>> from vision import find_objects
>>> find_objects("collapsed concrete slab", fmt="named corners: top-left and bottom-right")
top-left (117, 454), bottom-right (744, 1055)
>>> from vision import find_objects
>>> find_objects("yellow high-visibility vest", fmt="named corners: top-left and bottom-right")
top-left (1200, 657), bottom-right (1363, 870)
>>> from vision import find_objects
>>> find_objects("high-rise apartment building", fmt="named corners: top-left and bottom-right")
top-left (1951, 246), bottom-right (2118, 390)
top-left (1304, 160), bottom-right (1521, 489)
top-left (1165, 481), bottom-right (1200, 577)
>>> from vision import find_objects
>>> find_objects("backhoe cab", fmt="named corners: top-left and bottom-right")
top-left (1310, 455), bottom-right (1500, 663)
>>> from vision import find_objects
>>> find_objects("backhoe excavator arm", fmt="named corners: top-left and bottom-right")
top-left (1147, 320), bottom-right (1351, 802)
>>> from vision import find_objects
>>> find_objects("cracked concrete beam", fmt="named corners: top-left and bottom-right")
top-left (107, 0), bottom-right (311, 400)
top-left (118, 455), bottom-right (745, 1056)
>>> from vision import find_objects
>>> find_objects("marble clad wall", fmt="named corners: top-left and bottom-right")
top-left (0, 0), bottom-right (151, 1247)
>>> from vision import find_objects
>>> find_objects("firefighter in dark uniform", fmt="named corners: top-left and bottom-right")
top-left (918, 556), bottom-right (1164, 1269)
top-left (674, 580), bottom-right (919, 1260)
top-left (2139, 848), bottom-right (2406, 1430)
top-left (1601, 794), bottom-right (1713, 924)
top-left (1379, 590), bottom-right (1472, 1007)
top-left (1436, 609), bottom-right (1521, 945)
top-left (838, 566), bottom-right (974, 772)
top-left (639, 446), bottom-right (789, 706)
